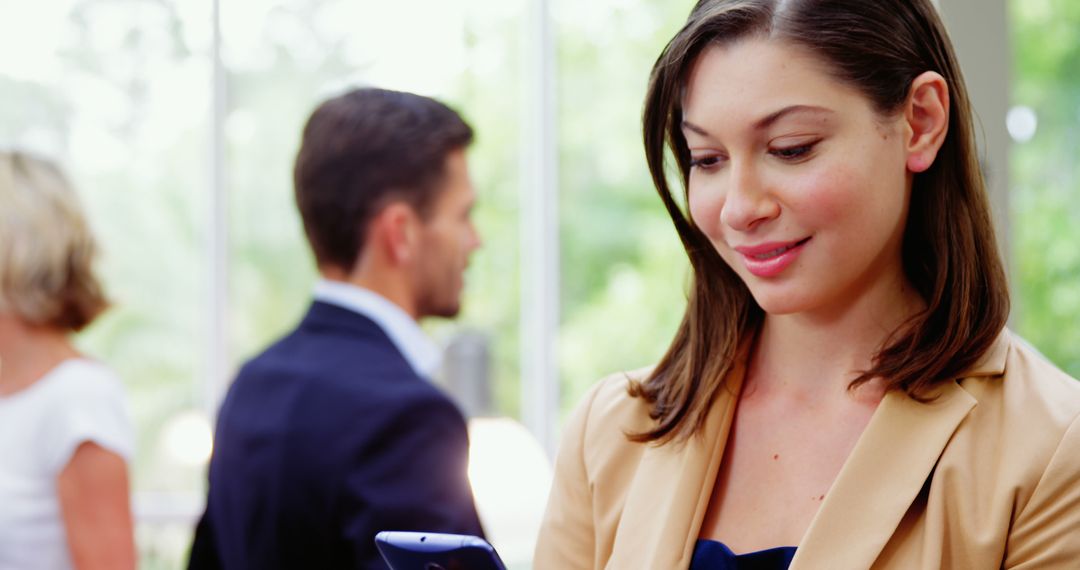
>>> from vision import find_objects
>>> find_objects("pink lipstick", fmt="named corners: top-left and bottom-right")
top-left (733, 237), bottom-right (811, 277)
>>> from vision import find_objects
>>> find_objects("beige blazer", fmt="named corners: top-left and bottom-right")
top-left (534, 330), bottom-right (1080, 569)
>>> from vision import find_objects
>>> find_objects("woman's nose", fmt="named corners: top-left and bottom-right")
top-left (719, 162), bottom-right (780, 232)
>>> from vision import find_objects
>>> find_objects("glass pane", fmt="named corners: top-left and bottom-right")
top-left (1011, 0), bottom-right (1080, 377)
top-left (555, 0), bottom-right (690, 408)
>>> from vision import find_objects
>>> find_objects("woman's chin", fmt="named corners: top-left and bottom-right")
top-left (749, 292), bottom-right (812, 317)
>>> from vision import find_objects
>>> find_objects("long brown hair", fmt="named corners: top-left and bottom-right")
top-left (630, 0), bottom-right (1009, 444)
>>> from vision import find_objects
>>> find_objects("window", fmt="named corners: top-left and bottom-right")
top-left (1011, 0), bottom-right (1080, 377)
top-left (4, 0), bottom-right (1076, 567)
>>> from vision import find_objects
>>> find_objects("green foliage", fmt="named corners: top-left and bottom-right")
top-left (555, 0), bottom-right (691, 408)
top-left (1010, 0), bottom-right (1080, 377)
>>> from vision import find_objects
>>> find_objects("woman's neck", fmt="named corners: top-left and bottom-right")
top-left (747, 275), bottom-right (924, 402)
top-left (0, 316), bottom-right (78, 396)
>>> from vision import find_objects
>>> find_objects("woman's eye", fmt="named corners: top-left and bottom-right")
top-left (770, 142), bottom-right (817, 160)
top-left (690, 156), bottom-right (721, 169)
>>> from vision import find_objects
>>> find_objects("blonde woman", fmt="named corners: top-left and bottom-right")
top-left (0, 151), bottom-right (136, 570)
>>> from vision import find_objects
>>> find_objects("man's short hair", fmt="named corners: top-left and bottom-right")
top-left (293, 88), bottom-right (474, 272)
top-left (0, 150), bottom-right (108, 331)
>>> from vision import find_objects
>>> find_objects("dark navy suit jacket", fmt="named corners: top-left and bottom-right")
top-left (188, 301), bottom-right (484, 569)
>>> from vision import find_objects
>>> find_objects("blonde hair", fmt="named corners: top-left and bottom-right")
top-left (0, 151), bottom-right (108, 331)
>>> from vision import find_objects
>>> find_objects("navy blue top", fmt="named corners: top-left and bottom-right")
top-left (689, 539), bottom-right (797, 569)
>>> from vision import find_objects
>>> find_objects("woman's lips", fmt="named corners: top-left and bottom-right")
top-left (733, 237), bottom-right (811, 277)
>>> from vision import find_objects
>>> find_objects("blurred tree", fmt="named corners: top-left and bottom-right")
top-left (1011, 0), bottom-right (1080, 376)
top-left (555, 0), bottom-right (691, 407)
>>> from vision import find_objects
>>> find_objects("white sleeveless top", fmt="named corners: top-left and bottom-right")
top-left (0, 359), bottom-right (134, 570)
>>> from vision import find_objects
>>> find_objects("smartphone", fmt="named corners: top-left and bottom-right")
top-left (374, 531), bottom-right (508, 570)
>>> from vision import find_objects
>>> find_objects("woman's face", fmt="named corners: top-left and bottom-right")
top-left (683, 38), bottom-right (915, 318)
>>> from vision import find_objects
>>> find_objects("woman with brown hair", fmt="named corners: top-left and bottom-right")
top-left (535, 1), bottom-right (1080, 568)
top-left (0, 151), bottom-right (136, 570)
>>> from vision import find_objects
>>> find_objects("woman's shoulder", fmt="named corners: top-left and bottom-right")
top-left (40, 358), bottom-right (127, 402)
top-left (554, 368), bottom-right (659, 474)
top-left (952, 329), bottom-right (1080, 491)
top-left (4, 358), bottom-right (125, 410)
top-left (8, 358), bottom-right (134, 472)
top-left (573, 366), bottom-right (657, 437)
top-left (948, 330), bottom-right (1080, 562)
top-left (961, 329), bottom-right (1080, 426)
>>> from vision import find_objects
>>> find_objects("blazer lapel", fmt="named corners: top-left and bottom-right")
top-left (606, 330), bottom-right (1008, 569)
top-left (792, 331), bottom-right (1010, 569)
top-left (606, 358), bottom-right (748, 569)
top-left (790, 380), bottom-right (977, 569)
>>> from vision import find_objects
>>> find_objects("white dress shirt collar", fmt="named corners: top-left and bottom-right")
top-left (312, 279), bottom-right (442, 378)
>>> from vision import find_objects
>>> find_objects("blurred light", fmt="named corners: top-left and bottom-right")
top-left (467, 416), bottom-right (552, 567)
top-left (1007, 105), bottom-right (1038, 143)
top-left (0, 0), bottom-right (72, 82)
top-left (162, 410), bottom-right (213, 467)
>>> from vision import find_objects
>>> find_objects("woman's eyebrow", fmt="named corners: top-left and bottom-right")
top-left (682, 105), bottom-right (835, 137)
top-left (681, 120), bottom-right (712, 137)
top-left (753, 105), bottom-right (834, 129)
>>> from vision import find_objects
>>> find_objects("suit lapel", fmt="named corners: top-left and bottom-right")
top-left (607, 358), bottom-right (748, 569)
top-left (790, 380), bottom-right (977, 569)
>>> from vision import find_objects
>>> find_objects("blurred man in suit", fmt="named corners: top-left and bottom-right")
top-left (188, 88), bottom-right (484, 569)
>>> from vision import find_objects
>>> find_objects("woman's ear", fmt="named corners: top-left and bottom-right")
top-left (904, 71), bottom-right (950, 173)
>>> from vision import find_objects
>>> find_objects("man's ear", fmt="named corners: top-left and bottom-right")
top-left (371, 201), bottom-right (421, 266)
top-left (904, 71), bottom-right (950, 173)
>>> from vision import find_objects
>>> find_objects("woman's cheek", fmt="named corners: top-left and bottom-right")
top-left (786, 169), bottom-right (848, 222)
top-left (687, 185), bottom-right (724, 240)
